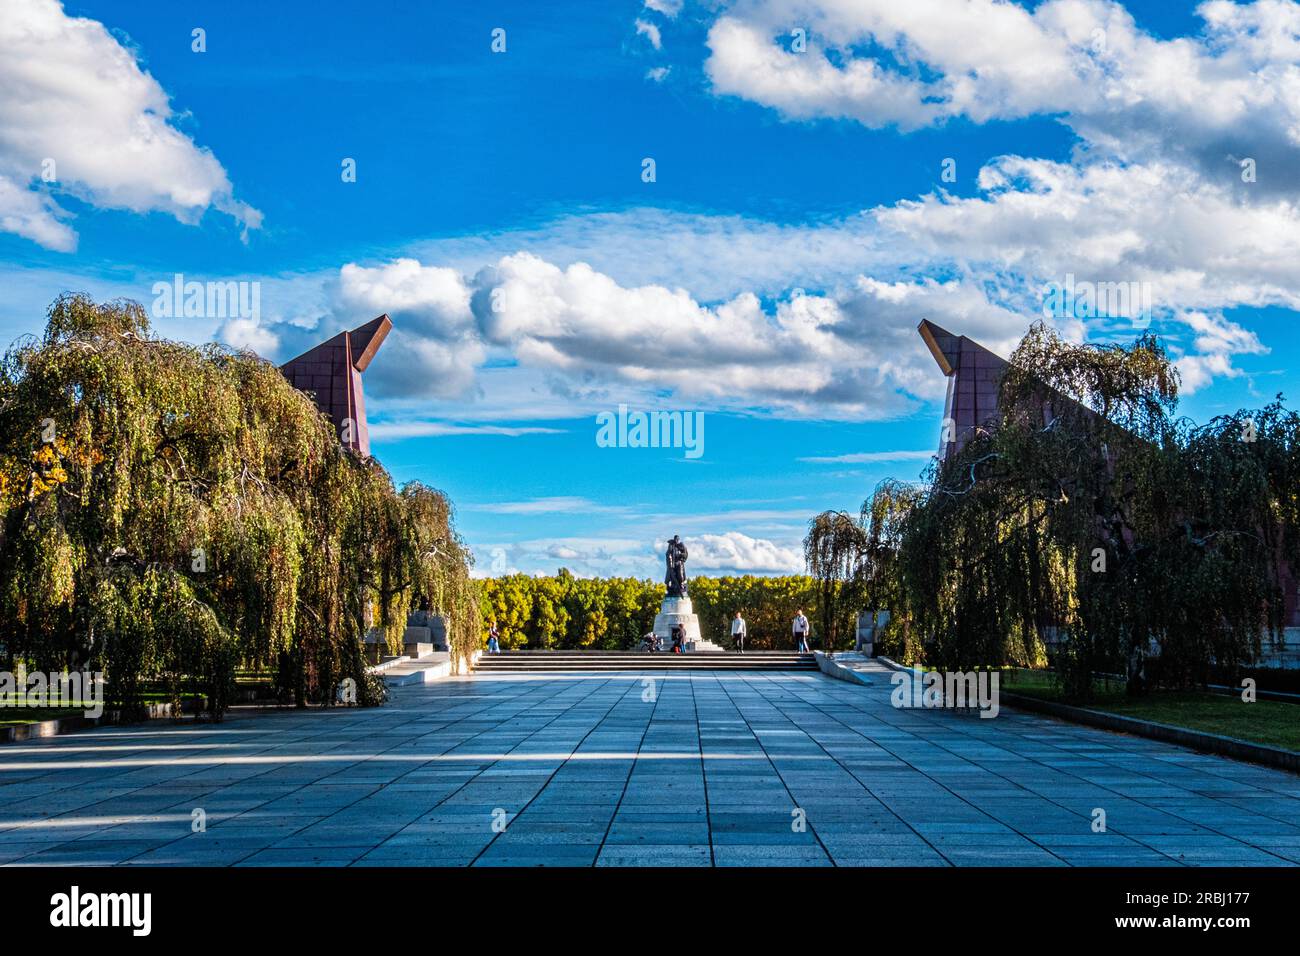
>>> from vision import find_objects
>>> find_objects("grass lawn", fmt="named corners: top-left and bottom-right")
top-left (1002, 672), bottom-right (1300, 752)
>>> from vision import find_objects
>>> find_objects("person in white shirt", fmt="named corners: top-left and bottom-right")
top-left (792, 610), bottom-right (810, 653)
top-left (730, 611), bottom-right (747, 653)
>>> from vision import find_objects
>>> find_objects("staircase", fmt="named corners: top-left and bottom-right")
top-left (473, 650), bottom-right (819, 673)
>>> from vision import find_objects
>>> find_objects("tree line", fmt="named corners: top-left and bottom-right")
top-left (477, 571), bottom-right (855, 650)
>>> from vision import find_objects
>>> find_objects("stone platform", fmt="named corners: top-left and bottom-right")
top-left (652, 595), bottom-right (704, 650)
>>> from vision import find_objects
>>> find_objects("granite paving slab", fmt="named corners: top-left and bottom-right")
top-left (0, 668), bottom-right (1296, 866)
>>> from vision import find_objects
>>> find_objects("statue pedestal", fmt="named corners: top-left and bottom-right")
top-left (653, 596), bottom-right (704, 651)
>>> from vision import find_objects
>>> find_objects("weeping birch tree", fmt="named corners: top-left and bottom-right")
top-left (804, 510), bottom-right (869, 653)
top-left (882, 322), bottom-right (1300, 700)
top-left (0, 295), bottom-right (478, 718)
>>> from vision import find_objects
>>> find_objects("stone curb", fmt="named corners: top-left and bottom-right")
top-left (813, 651), bottom-right (873, 686)
top-left (0, 700), bottom-right (191, 744)
top-left (0, 713), bottom-right (99, 743)
top-left (382, 659), bottom-right (454, 686)
top-left (374, 650), bottom-right (481, 685)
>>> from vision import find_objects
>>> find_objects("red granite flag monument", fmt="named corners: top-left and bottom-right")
top-left (280, 314), bottom-right (392, 457)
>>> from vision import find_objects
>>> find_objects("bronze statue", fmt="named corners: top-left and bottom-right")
top-left (664, 535), bottom-right (688, 598)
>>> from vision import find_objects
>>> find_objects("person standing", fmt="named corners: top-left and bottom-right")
top-left (792, 609), bottom-right (810, 653)
top-left (487, 621), bottom-right (501, 654)
top-left (730, 611), bottom-right (747, 653)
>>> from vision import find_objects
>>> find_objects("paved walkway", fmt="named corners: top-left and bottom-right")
top-left (1, 669), bottom-right (1298, 866)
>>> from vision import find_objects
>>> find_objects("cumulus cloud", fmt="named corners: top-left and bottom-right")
top-left (873, 155), bottom-right (1297, 380)
top-left (0, 0), bottom-right (260, 250)
top-left (704, 0), bottom-right (1300, 185)
top-left (1171, 311), bottom-right (1266, 392)
top-left (880, 158), bottom-right (1300, 311)
top-left (457, 251), bottom-right (1033, 417)
top-left (683, 532), bottom-right (803, 574)
top-left (217, 316), bottom-right (279, 356)
top-left (218, 257), bottom-right (485, 400)
top-left (474, 530), bottom-right (805, 578)
top-left (338, 259), bottom-right (474, 338)
top-left (411, 161), bottom-right (1285, 410)
top-left (216, 171), bottom-right (1281, 419)
top-left (664, 1), bottom-right (1300, 392)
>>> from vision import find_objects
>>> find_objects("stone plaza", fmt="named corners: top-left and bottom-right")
top-left (1, 664), bottom-right (1297, 867)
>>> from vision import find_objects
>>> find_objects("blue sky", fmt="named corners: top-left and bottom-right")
top-left (3, 0), bottom-right (1299, 576)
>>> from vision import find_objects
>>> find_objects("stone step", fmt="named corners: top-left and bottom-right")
top-left (474, 655), bottom-right (815, 663)
top-left (478, 655), bottom-right (816, 660)
top-left (474, 653), bottom-right (815, 657)
top-left (474, 666), bottom-right (819, 672)
top-left (474, 650), bottom-right (811, 655)
top-left (474, 651), bottom-right (819, 672)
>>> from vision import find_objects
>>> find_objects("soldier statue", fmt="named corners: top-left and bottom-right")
top-left (664, 535), bottom-right (689, 598)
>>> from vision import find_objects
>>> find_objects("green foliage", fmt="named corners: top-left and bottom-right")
top-left (399, 482), bottom-right (480, 665)
top-left (477, 572), bottom-right (832, 650)
top-left (0, 295), bottom-right (477, 717)
top-left (804, 511), bottom-right (868, 652)
top-left (863, 322), bottom-right (1300, 700)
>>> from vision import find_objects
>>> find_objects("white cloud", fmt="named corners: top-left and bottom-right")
top-left (474, 529), bottom-right (806, 578)
top-left (880, 158), bottom-right (1300, 312)
top-left (338, 259), bottom-right (474, 338)
top-left (212, 158), bottom-right (1286, 418)
top-left (367, 421), bottom-right (565, 441)
top-left (800, 450), bottom-right (935, 463)
top-left (703, 0), bottom-right (1300, 186)
top-left (481, 536), bottom-right (652, 578)
top-left (0, 0), bottom-right (260, 250)
top-left (218, 317), bottom-right (279, 355)
top-left (0, 174), bottom-right (75, 250)
top-left (683, 532), bottom-right (804, 574)
top-left (1176, 351), bottom-right (1241, 393)
top-left (644, 0), bottom-right (683, 17)
top-left (218, 257), bottom-right (485, 400)
top-left (471, 497), bottom-right (631, 515)
top-left (1170, 310), bottom-right (1265, 392)
top-left (635, 19), bottom-right (663, 50)
top-left (72, 148), bottom-right (1287, 418)
top-left (460, 250), bottom-right (1036, 417)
